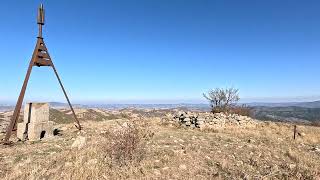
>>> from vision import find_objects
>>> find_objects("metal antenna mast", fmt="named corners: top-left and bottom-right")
top-left (38, 4), bottom-right (45, 38)
top-left (2, 4), bottom-right (81, 144)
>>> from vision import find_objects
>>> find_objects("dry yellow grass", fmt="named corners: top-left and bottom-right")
top-left (0, 118), bottom-right (320, 179)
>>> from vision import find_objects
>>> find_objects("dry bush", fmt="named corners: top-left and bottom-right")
top-left (204, 87), bottom-right (252, 116)
top-left (203, 87), bottom-right (240, 112)
top-left (310, 120), bottom-right (320, 127)
top-left (228, 105), bottom-right (251, 116)
top-left (211, 106), bottom-right (226, 114)
top-left (102, 120), bottom-right (154, 167)
top-left (212, 105), bottom-right (251, 116)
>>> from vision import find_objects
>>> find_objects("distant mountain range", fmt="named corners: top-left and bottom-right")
top-left (247, 100), bottom-right (320, 108)
top-left (0, 105), bottom-right (13, 112)
top-left (0, 102), bottom-right (211, 111)
top-left (250, 106), bottom-right (320, 124)
top-left (49, 100), bottom-right (320, 110)
top-left (1, 100), bottom-right (320, 109)
top-left (1, 101), bottom-right (320, 125)
top-left (48, 102), bottom-right (85, 108)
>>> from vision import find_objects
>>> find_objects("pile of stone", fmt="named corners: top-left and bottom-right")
top-left (165, 111), bottom-right (257, 129)
top-left (172, 112), bottom-right (204, 128)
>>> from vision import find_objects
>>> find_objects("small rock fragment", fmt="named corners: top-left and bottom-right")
top-left (71, 136), bottom-right (87, 149)
top-left (179, 164), bottom-right (187, 170)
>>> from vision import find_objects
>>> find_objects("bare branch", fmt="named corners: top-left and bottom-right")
top-left (203, 87), bottom-right (240, 113)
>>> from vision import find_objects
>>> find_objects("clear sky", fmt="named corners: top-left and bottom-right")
top-left (0, 0), bottom-right (320, 104)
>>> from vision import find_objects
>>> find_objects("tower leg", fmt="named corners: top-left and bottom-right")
top-left (3, 63), bottom-right (34, 143)
top-left (51, 64), bottom-right (82, 130)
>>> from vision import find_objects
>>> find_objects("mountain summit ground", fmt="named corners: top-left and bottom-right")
top-left (0, 108), bottom-right (320, 179)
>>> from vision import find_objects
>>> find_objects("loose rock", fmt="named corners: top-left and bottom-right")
top-left (71, 136), bottom-right (87, 149)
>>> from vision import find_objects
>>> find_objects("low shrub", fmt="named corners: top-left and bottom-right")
top-left (102, 120), bottom-right (154, 166)
top-left (212, 105), bottom-right (251, 116)
top-left (311, 120), bottom-right (320, 127)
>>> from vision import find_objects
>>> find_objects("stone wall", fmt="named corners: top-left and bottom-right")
top-left (163, 111), bottom-right (258, 129)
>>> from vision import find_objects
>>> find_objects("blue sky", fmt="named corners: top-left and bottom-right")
top-left (0, 0), bottom-right (320, 104)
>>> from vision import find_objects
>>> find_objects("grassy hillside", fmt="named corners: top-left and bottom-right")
top-left (251, 106), bottom-right (320, 124)
top-left (0, 118), bottom-right (319, 179)
top-left (49, 109), bottom-right (74, 124)
top-left (49, 108), bottom-right (128, 124)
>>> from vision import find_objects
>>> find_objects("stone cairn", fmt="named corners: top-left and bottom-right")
top-left (164, 111), bottom-right (257, 129)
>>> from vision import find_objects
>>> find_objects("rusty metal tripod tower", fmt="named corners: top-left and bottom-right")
top-left (3, 4), bottom-right (81, 144)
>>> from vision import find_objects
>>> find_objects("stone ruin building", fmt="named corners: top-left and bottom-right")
top-left (17, 103), bottom-right (54, 141)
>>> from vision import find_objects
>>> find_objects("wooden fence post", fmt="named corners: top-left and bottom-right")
top-left (293, 125), bottom-right (297, 140)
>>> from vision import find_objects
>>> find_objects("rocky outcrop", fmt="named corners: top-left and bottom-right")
top-left (164, 111), bottom-right (257, 129)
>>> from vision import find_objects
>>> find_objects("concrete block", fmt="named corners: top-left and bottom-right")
top-left (24, 103), bottom-right (49, 124)
top-left (17, 102), bottom-right (54, 141)
top-left (17, 122), bottom-right (27, 140)
top-left (28, 121), bottom-right (54, 141)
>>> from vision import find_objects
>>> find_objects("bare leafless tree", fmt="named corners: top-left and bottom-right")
top-left (203, 87), bottom-right (240, 113)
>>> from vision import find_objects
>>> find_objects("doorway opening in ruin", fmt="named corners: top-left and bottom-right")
top-left (40, 131), bottom-right (46, 139)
